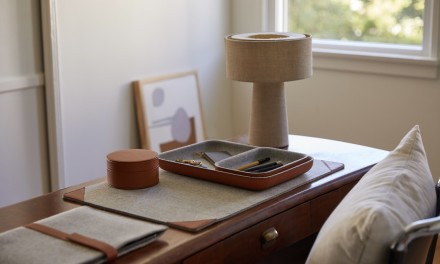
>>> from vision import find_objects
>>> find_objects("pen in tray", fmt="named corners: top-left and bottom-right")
top-left (236, 157), bottom-right (270, 171)
top-left (244, 161), bottom-right (283, 172)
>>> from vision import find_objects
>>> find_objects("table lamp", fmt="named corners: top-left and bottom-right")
top-left (225, 32), bottom-right (312, 149)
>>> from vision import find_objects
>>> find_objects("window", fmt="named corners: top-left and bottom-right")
top-left (289, 0), bottom-right (424, 45)
top-left (270, 0), bottom-right (439, 78)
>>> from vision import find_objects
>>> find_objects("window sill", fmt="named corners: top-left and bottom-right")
top-left (312, 49), bottom-right (439, 79)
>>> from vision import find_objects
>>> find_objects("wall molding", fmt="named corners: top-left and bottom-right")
top-left (41, 0), bottom-right (66, 190)
top-left (0, 73), bottom-right (45, 94)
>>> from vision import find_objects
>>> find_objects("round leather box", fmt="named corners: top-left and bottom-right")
top-left (106, 149), bottom-right (159, 189)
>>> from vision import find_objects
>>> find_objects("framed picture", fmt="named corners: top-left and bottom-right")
top-left (133, 71), bottom-right (206, 153)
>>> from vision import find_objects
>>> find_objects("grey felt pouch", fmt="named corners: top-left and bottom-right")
top-left (0, 206), bottom-right (167, 264)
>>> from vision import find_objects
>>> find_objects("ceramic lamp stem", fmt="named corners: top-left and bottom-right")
top-left (249, 82), bottom-right (289, 148)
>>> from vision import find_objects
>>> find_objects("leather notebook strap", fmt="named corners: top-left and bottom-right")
top-left (26, 222), bottom-right (117, 262)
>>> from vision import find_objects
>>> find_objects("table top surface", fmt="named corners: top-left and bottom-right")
top-left (0, 135), bottom-right (389, 263)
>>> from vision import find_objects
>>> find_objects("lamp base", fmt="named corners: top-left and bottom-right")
top-left (249, 82), bottom-right (289, 148)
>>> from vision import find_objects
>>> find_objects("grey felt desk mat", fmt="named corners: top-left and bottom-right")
top-left (64, 160), bottom-right (343, 232)
top-left (0, 206), bottom-right (167, 264)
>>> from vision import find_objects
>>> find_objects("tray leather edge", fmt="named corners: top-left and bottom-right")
top-left (63, 187), bottom-right (85, 202)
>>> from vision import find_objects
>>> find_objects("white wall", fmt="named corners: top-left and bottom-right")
top-left (0, 0), bottom-right (49, 207)
top-left (55, 0), bottom-right (231, 186)
top-left (4, 0), bottom-right (437, 207)
top-left (231, 1), bottom-right (440, 180)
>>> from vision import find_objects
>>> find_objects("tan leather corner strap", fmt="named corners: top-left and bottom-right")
top-left (26, 222), bottom-right (69, 240)
top-left (26, 223), bottom-right (117, 262)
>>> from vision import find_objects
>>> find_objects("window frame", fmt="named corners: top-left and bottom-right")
top-left (266, 0), bottom-right (439, 79)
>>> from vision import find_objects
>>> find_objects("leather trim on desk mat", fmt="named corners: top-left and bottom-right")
top-left (64, 160), bottom-right (343, 232)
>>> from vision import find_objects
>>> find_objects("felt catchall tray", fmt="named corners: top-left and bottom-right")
top-left (158, 140), bottom-right (314, 191)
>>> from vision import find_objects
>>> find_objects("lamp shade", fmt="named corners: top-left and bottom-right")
top-left (225, 32), bottom-right (312, 83)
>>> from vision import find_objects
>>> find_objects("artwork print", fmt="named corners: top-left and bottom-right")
top-left (134, 71), bottom-right (206, 152)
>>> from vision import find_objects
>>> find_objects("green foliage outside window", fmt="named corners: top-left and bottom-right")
top-left (288, 0), bottom-right (424, 45)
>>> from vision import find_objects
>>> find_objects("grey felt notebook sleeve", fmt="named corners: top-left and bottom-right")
top-left (0, 206), bottom-right (167, 264)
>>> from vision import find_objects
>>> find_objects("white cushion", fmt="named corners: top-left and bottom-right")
top-left (306, 125), bottom-right (436, 264)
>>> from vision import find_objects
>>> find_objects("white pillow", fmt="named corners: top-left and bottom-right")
top-left (306, 125), bottom-right (436, 264)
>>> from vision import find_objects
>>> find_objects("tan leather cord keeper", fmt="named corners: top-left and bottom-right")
top-left (26, 223), bottom-right (118, 262)
top-left (106, 149), bottom-right (159, 189)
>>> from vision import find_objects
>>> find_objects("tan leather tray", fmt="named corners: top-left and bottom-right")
top-left (158, 140), bottom-right (314, 191)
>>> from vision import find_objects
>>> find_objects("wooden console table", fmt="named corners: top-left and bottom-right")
top-left (0, 135), bottom-right (388, 263)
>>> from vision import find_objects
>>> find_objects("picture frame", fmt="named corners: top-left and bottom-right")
top-left (133, 70), bottom-right (206, 153)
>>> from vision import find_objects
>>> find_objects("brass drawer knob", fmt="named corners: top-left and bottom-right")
top-left (261, 227), bottom-right (279, 248)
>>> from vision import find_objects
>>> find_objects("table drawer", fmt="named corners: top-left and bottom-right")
top-left (184, 182), bottom-right (356, 264)
top-left (184, 202), bottom-right (311, 264)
